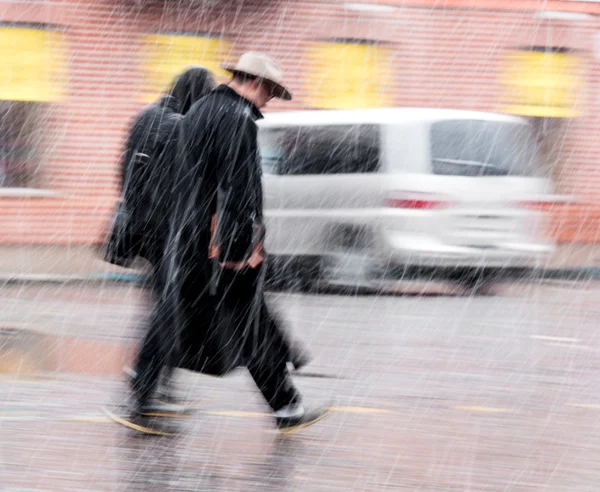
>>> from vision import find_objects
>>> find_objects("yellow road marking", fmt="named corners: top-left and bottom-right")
top-left (8, 403), bottom-right (600, 423)
top-left (530, 335), bottom-right (581, 343)
top-left (70, 416), bottom-right (112, 423)
top-left (453, 406), bottom-right (513, 413)
top-left (0, 412), bottom-right (39, 418)
top-left (327, 406), bottom-right (391, 414)
top-left (0, 406), bottom-right (393, 422)
top-left (0, 375), bottom-right (55, 382)
top-left (568, 404), bottom-right (600, 409)
top-left (202, 411), bottom-right (270, 418)
top-left (182, 399), bottom-right (214, 408)
top-left (141, 412), bottom-right (193, 419)
top-left (547, 343), bottom-right (590, 350)
top-left (102, 407), bottom-right (176, 436)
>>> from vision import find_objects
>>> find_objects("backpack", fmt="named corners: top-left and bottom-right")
top-left (103, 101), bottom-right (181, 267)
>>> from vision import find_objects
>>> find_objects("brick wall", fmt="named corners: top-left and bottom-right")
top-left (1, 0), bottom-right (599, 244)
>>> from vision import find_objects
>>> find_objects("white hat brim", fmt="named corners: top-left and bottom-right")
top-left (220, 62), bottom-right (292, 101)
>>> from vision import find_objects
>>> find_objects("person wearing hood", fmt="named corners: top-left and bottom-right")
top-left (103, 67), bottom-right (217, 408)
top-left (104, 66), bottom-right (216, 268)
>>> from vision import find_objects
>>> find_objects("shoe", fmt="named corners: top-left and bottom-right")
top-left (102, 406), bottom-right (178, 436)
top-left (124, 366), bottom-right (137, 388)
top-left (123, 366), bottom-right (181, 405)
top-left (155, 386), bottom-right (181, 405)
top-left (137, 400), bottom-right (190, 418)
top-left (288, 344), bottom-right (312, 371)
top-left (276, 405), bottom-right (329, 435)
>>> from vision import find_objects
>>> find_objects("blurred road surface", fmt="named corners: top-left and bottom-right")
top-left (2, 280), bottom-right (600, 490)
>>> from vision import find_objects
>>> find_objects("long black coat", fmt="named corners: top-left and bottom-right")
top-left (174, 84), bottom-right (265, 268)
top-left (165, 85), bottom-right (284, 376)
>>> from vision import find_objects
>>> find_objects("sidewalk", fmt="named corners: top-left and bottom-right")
top-left (0, 245), bottom-right (146, 284)
top-left (0, 244), bottom-right (598, 284)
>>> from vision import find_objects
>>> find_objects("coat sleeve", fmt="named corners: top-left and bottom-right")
top-left (215, 113), bottom-right (261, 264)
top-left (103, 115), bottom-right (148, 267)
top-left (120, 115), bottom-right (146, 191)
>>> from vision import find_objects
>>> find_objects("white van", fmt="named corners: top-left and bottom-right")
top-left (258, 108), bottom-right (556, 290)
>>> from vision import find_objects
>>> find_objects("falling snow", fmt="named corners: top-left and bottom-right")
top-left (2, 0), bottom-right (600, 491)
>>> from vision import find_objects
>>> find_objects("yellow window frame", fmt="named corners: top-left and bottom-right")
top-left (139, 33), bottom-right (231, 104)
top-left (501, 48), bottom-right (584, 118)
top-left (305, 40), bottom-right (393, 109)
top-left (0, 25), bottom-right (68, 102)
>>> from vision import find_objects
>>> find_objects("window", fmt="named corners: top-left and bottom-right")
top-left (529, 116), bottom-right (565, 180)
top-left (304, 39), bottom-right (393, 109)
top-left (430, 120), bottom-right (541, 177)
top-left (500, 46), bottom-right (584, 118)
top-left (140, 32), bottom-right (230, 103)
top-left (0, 24), bottom-right (67, 188)
top-left (500, 46), bottom-right (582, 184)
top-left (259, 125), bottom-right (381, 175)
top-left (0, 101), bottom-right (47, 188)
top-left (0, 24), bottom-right (67, 103)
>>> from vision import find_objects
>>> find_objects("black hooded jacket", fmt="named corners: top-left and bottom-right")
top-left (104, 67), bottom-right (215, 267)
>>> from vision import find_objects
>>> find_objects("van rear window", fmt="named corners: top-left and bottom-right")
top-left (259, 125), bottom-right (381, 175)
top-left (430, 120), bottom-right (540, 177)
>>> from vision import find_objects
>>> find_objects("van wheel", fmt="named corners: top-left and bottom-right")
top-left (296, 259), bottom-right (322, 293)
top-left (264, 260), bottom-right (282, 291)
top-left (264, 257), bottom-right (321, 293)
top-left (264, 257), bottom-right (295, 292)
top-left (464, 281), bottom-right (496, 296)
top-left (454, 270), bottom-right (497, 296)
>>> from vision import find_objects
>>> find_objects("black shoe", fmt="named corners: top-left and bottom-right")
top-left (124, 366), bottom-right (181, 405)
top-left (137, 400), bottom-right (190, 418)
top-left (288, 344), bottom-right (312, 371)
top-left (155, 387), bottom-right (181, 405)
top-left (276, 406), bottom-right (329, 435)
top-left (103, 406), bottom-right (177, 436)
top-left (124, 366), bottom-right (137, 388)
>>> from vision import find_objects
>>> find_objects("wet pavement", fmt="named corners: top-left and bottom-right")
top-left (2, 280), bottom-right (600, 490)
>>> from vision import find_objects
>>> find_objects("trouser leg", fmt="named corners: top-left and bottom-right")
top-left (247, 320), bottom-right (302, 412)
top-left (132, 308), bottom-right (166, 408)
top-left (132, 263), bottom-right (177, 408)
top-left (217, 265), bottom-right (302, 411)
top-left (246, 278), bottom-right (302, 411)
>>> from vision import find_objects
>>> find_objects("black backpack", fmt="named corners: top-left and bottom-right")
top-left (103, 100), bottom-right (181, 267)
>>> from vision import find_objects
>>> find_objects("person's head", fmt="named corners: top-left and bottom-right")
top-left (221, 52), bottom-right (292, 109)
top-left (227, 72), bottom-right (279, 109)
top-left (168, 66), bottom-right (216, 114)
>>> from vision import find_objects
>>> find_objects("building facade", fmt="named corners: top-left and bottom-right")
top-left (0, 0), bottom-right (599, 244)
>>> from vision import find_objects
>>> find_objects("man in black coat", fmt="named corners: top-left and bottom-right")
top-left (170, 52), bottom-right (328, 433)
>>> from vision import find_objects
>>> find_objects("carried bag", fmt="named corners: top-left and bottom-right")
top-left (102, 198), bottom-right (140, 268)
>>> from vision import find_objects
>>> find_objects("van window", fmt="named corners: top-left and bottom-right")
top-left (430, 120), bottom-right (541, 177)
top-left (259, 125), bottom-right (380, 175)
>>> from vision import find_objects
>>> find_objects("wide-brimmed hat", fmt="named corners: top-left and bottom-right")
top-left (221, 51), bottom-right (292, 101)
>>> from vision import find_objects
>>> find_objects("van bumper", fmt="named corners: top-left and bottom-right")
top-left (383, 240), bottom-right (554, 269)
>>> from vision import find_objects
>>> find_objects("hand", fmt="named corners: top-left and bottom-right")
top-left (219, 243), bottom-right (264, 270)
top-left (247, 243), bottom-right (264, 269)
